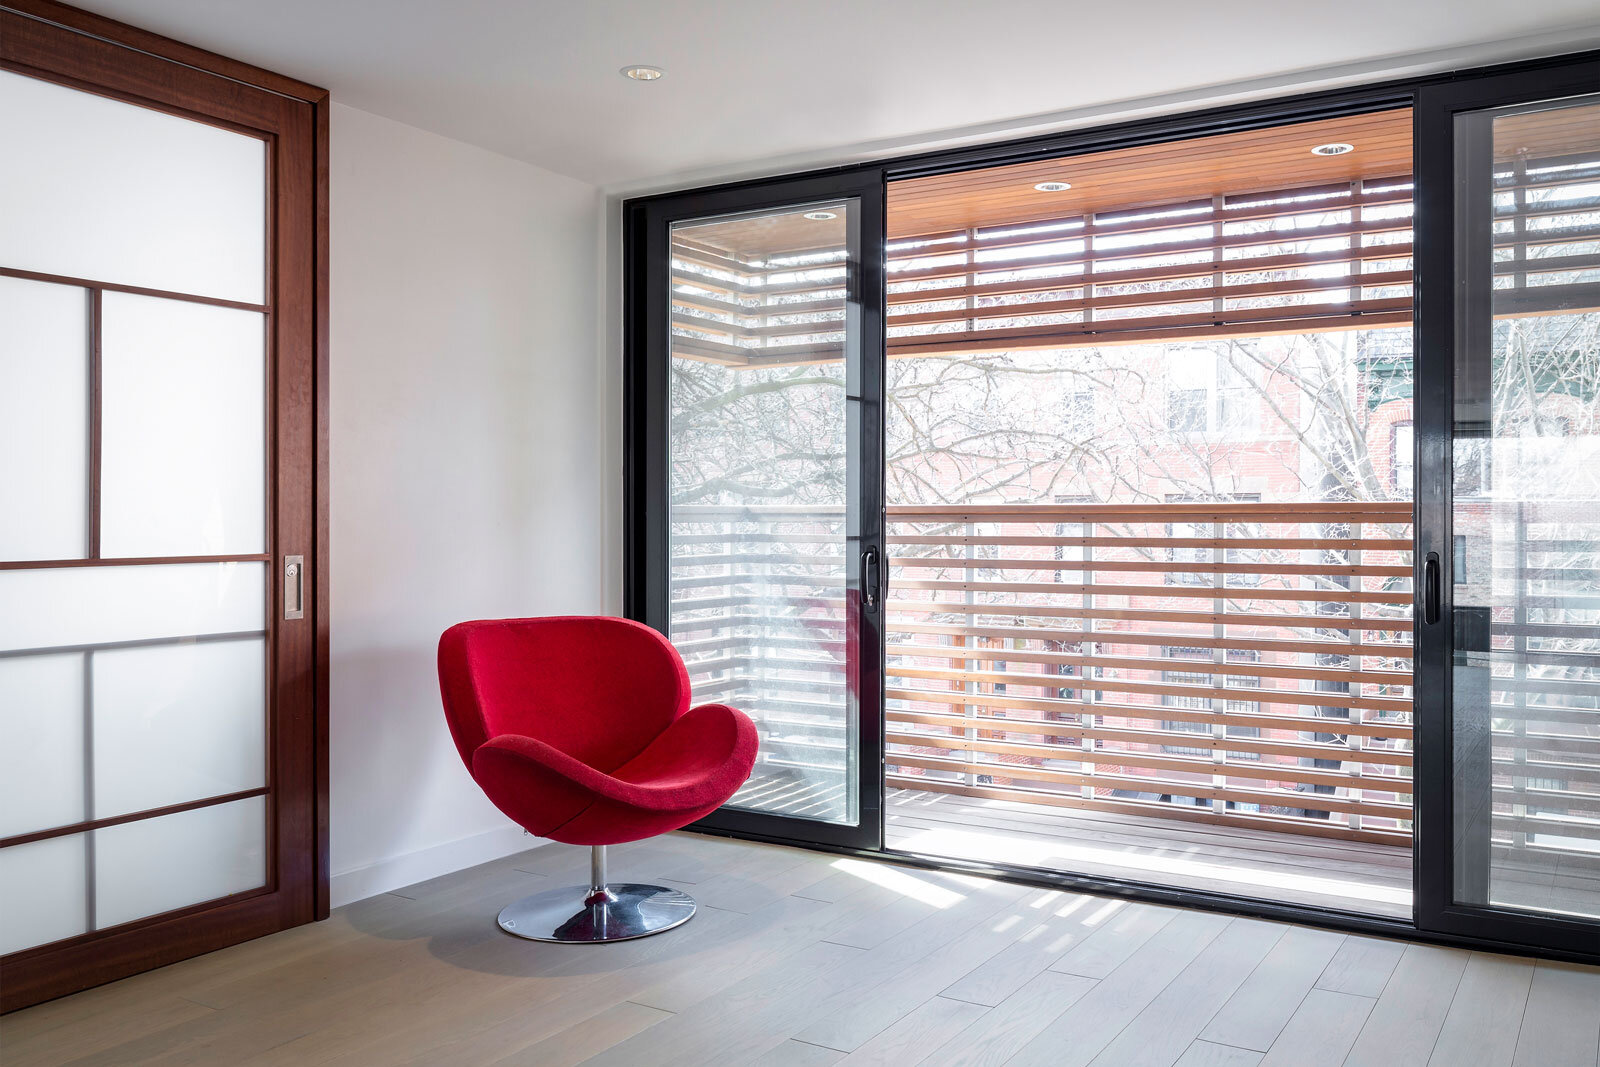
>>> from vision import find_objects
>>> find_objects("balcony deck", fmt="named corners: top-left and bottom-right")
top-left (884, 785), bottom-right (1413, 918)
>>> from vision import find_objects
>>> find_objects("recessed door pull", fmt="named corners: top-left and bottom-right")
top-left (284, 554), bottom-right (305, 620)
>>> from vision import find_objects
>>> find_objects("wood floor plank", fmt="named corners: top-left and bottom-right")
top-left (790, 883), bottom-right (1038, 1052)
top-left (836, 996), bottom-right (989, 1065)
top-left (629, 885), bottom-right (898, 1013)
top-left (751, 1039), bottom-right (847, 1066)
top-left (1428, 953), bottom-right (1535, 1067)
top-left (486, 1001), bottom-right (672, 1066)
top-left (1199, 926), bottom-right (1346, 1051)
top-left (1511, 962), bottom-right (1600, 1067)
top-left (937, 891), bottom-right (1111, 1006)
top-left (920, 971), bottom-right (1098, 1067)
top-left (1085, 918), bottom-right (1287, 1067)
top-left (1258, 988), bottom-right (1374, 1067)
top-left (1342, 943), bottom-right (1472, 1067)
top-left (589, 865), bottom-right (1022, 1067)
top-left (1174, 1041), bottom-right (1265, 1067)
top-left (1048, 901), bottom-right (1180, 978)
top-left (584, 939), bottom-right (868, 1067)
top-left (1006, 910), bottom-right (1233, 1067)
top-left (0, 989), bottom-right (216, 1067)
top-left (1314, 933), bottom-right (1407, 998)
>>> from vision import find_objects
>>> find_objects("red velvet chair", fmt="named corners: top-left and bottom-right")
top-left (438, 616), bottom-right (758, 942)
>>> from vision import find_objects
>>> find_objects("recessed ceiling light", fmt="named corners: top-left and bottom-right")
top-left (803, 211), bottom-right (837, 221)
top-left (621, 65), bottom-right (664, 81)
top-left (1034, 181), bottom-right (1073, 192)
top-left (1311, 142), bottom-right (1354, 156)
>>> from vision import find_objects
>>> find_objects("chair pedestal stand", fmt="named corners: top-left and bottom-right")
top-left (496, 845), bottom-right (696, 943)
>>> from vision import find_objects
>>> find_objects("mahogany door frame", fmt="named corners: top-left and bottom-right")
top-left (0, 1), bottom-right (329, 1012)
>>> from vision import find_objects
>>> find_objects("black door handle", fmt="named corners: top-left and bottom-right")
top-left (861, 547), bottom-right (881, 611)
top-left (1423, 551), bottom-right (1441, 625)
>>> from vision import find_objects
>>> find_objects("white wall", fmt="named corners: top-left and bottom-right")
top-left (329, 103), bottom-right (604, 906)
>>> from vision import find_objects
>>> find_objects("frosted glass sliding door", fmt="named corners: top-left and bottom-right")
top-left (0, 62), bottom-right (279, 967)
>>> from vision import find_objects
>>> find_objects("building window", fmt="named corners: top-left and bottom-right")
top-left (1222, 648), bottom-right (1261, 759)
top-left (1166, 495), bottom-right (1259, 587)
top-left (1161, 646), bottom-right (1212, 756)
top-left (1391, 420), bottom-right (1414, 493)
top-left (1167, 388), bottom-right (1207, 432)
top-left (1066, 391), bottom-right (1095, 433)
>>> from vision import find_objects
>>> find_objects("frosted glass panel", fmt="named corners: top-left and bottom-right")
top-left (0, 70), bottom-right (265, 303)
top-left (0, 562), bottom-right (265, 651)
top-left (100, 292), bottom-right (265, 558)
top-left (94, 639), bottom-right (265, 818)
top-left (0, 835), bottom-right (88, 955)
top-left (0, 654), bottom-right (84, 838)
top-left (0, 275), bottom-right (89, 561)
top-left (94, 797), bottom-right (265, 930)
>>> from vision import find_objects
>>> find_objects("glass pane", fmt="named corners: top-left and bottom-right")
top-left (667, 201), bottom-right (859, 826)
top-left (0, 654), bottom-right (84, 838)
top-left (1452, 93), bottom-right (1600, 921)
top-left (94, 796), bottom-right (266, 930)
top-left (0, 835), bottom-right (88, 955)
top-left (93, 639), bottom-right (266, 819)
top-left (0, 562), bottom-right (265, 651)
top-left (0, 275), bottom-right (89, 561)
top-left (99, 292), bottom-right (266, 558)
top-left (0, 69), bottom-right (266, 303)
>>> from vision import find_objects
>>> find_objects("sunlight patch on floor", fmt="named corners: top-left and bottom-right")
top-left (829, 857), bottom-right (966, 908)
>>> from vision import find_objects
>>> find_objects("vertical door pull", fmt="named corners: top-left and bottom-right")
top-left (1423, 551), bottom-right (1440, 626)
top-left (861, 547), bottom-right (881, 611)
top-left (284, 554), bottom-right (305, 620)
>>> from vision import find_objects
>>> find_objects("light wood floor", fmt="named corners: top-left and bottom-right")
top-left (4, 832), bottom-right (1598, 1066)
top-left (886, 788), bottom-right (1415, 919)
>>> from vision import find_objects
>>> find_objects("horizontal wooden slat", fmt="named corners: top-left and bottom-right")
top-left (885, 642), bottom-right (1412, 686)
top-left (892, 555), bottom-right (1412, 578)
top-left (888, 706), bottom-right (1410, 748)
top-left (886, 725), bottom-right (1411, 773)
top-left (883, 752), bottom-right (1410, 813)
top-left (886, 619), bottom-right (1414, 660)
top-left (891, 576), bottom-right (1409, 604)
top-left (888, 598), bottom-right (1413, 633)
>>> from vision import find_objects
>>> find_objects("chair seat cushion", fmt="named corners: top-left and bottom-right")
top-left (471, 702), bottom-right (758, 845)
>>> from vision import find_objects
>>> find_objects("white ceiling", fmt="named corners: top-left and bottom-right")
top-left (72, 0), bottom-right (1600, 191)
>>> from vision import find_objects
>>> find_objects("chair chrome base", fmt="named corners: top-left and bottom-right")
top-left (497, 882), bottom-right (696, 942)
top-left (496, 845), bottom-right (694, 943)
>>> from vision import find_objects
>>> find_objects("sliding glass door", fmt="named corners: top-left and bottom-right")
top-left (628, 171), bottom-right (886, 849)
top-left (1416, 60), bottom-right (1600, 954)
top-left (627, 51), bottom-right (1600, 960)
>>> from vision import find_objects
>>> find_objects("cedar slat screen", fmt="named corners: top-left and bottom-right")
top-left (668, 110), bottom-right (1600, 366)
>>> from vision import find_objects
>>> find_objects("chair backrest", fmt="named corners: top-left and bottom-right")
top-left (438, 616), bottom-right (691, 774)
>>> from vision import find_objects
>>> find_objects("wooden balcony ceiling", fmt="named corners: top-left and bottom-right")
top-left (676, 202), bottom-right (848, 261)
top-left (677, 101), bottom-right (1599, 260)
top-left (887, 109), bottom-right (1415, 240)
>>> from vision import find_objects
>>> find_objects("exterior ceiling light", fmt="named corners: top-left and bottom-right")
top-left (1311, 142), bottom-right (1355, 156)
top-left (1034, 180), bottom-right (1073, 192)
top-left (620, 65), bottom-right (664, 81)
top-left (803, 211), bottom-right (837, 220)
